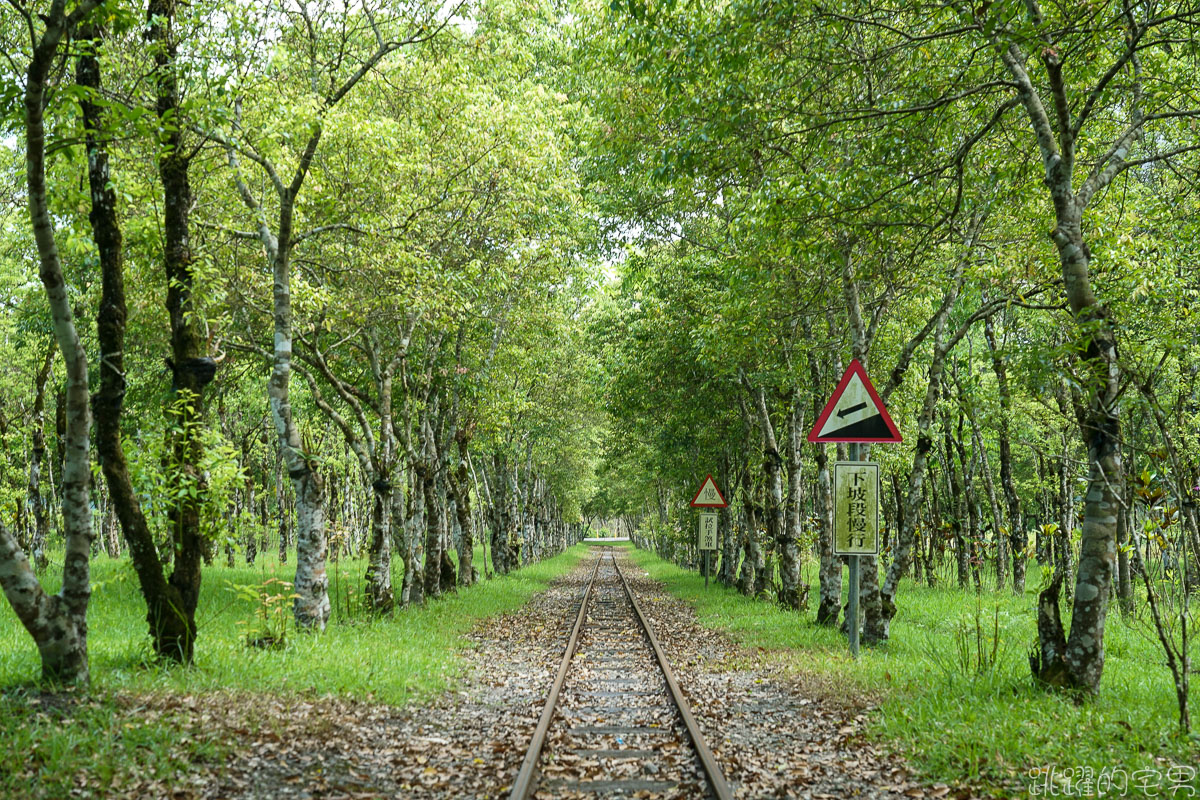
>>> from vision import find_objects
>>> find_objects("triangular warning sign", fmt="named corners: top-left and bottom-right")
top-left (807, 359), bottom-right (902, 443)
top-left (690, 474), bottom-right (728, 508)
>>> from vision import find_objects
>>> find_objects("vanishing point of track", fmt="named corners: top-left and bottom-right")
top-left (509, 550), bottom-right (733, 800)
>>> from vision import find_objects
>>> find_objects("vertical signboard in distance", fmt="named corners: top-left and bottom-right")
top-left (698, 512), bottom-right (718, 550)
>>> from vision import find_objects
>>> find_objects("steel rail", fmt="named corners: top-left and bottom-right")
top-left (508, 554), bottom-right (603, 800)
top-left (611, 554), bottom-right (735, 800)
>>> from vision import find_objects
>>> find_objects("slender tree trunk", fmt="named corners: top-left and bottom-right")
top-left (364, 477), bottom-right (395, 613)
top-left (1056, 429), bottom-right (1076, 595)
top-left (946, 423), bottom-right (969, 590)
top-left (1117, 495), bottom-right (1133, 614)
top-left (814, 444), bottom-right (839, 625)
top-left (1035, 453), bottom-right (1051, 565)
top-left (276, 453), bottom-right (289, 564)
top-left (149, 0), bottom-right (213, 659)
top-left (871, 321), bottom-right (950, 641)
top-left (973, 422), bottom-right (1006, 591)
top-left (786, 397), bottom-right (806, 608)
top-left (422, 471), bottom-right (443, 598)
top-left (1, 3), bottom-right (102, 684)
top-left (1028, 224), bottom-right (1123, 692)
top-left (453, 434), bottom-right (477, 588)
top-left (999, 25), bottom-right (1127, 694)
top-left (738, 500), bottom-right (757, 596)
top-left (28, 342), bottom-right (55, 572)
top-left (490, 453), bottom-right (511, 575)
top-left (719, 458), bottom-right (738, 587)
top-left (964, 440), bottom-right (983, 592)
top-left (80, 22), bottom-right (193, 661)
top-left (439, 481), bottom-right (457, 593)
top-left (749, 384), bottom-right (799, 608)
top-left (750, 490), bottom-right (768, 596)
top-left (402, 468), bottom-right (424, 605)
top-left (985, 315), bottom-right (1025, 594)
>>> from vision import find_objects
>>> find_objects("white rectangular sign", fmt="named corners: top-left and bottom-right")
top-left (833, 461), bottom-right (880, 555)
top-left (698, 511), bottom-right (718, 550)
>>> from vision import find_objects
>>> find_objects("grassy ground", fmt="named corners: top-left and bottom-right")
top-left (627, 545), bottom-right (1200, 796)
top-left (1, 544), bottom-right (587, 798)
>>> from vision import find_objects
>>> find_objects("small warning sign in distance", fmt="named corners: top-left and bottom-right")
top-left (690, 474), bottom-right (728, 508)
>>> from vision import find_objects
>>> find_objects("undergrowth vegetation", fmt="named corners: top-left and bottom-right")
top-left (2, 544), bottom-right (584, 700)
top-left (628, 546), bottom-right (1200, 794)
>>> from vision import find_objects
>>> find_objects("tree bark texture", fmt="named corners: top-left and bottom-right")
top-left (81, 23), bottom-right (192, 661)
top-left (985, 315), bottom-right (1026, 594)
top-left (814, 443), bottom-right (839, 626)
top-left (2, 0), bottom-right (105, 685)
top-left (27, 342), bottom-right (55, 571)
top-left (750, 385), bottom-right (800, 609)
top-left (148, 0), bottom-right (213, 659)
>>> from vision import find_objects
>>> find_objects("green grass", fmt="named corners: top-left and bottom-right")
top-left (3, 543), bottom-right (585, 701)
top-left (1, 543), bottom-right (587, 798)
top-left (0, 689), bottom-right (227, 797)
top-left (628, 546), bottom-right (1200, 796)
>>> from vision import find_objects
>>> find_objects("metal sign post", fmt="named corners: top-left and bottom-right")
top-left (698, 511), bottom-right (718, 588)
top-left (846, 444), bottom-right (861, 657)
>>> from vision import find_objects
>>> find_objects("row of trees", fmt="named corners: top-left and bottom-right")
top-left (580, 0), bottom-right (1199, 701)
top-left (0, 0), bottom-right (602, 684)
top-left (2, 0), bottom-right (1195, 715)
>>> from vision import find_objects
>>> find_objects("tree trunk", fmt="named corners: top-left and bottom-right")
top-left (871, 320), bottom-right (950, 641)
top-left (80, 22), bottom-right (193, 662)
top-left (719, 460), bottom-right (738, 586)
top-left (946, 425), bottom-right (969, 590)
top-left (750, 385), bottom-right (799, 608)
top-left (972, 419), bottom-right (1006, 591)
top-left (453, 435), bottom-right (477, 588)
top-left (814, 444), bottom-right (839, 625)
top-left (951, 408), bottom-right (982, 593)
top-left (738, 501), bottom-right (757, 596)
top-left (785, 397), bottom-right (807, 608)
top-left (985, 315), bottom-right (1025, 594)
top-left (364, 476), bottom-right (394, 613)
top-left (1056, 429), bottom-right (1076, 595)
top-left (1116, 494), bottom-right (1133, 614)
top-left (999, 27), bottom-right (1126, 695)
top-left (245, 475), bottom-right (258, 565)
top-left (1026, 226), bottom-right (1123, 693)
top-left (28, 342), bottom-right (55, 572)
top-left (421, 441), bottom-right (444, 599)
top-left (149, 0), bottom-right (211, 659)
top-left (402, 469), bottom-right (424, 605)
top-left (2, 3), bottom-right (103, 685)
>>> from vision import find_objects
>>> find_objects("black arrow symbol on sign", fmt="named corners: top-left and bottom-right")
top-left (837, 402), bottom-right (868, 419)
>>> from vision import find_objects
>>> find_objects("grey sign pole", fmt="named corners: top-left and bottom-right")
top-left (847, 442), bottom-right (860, 658)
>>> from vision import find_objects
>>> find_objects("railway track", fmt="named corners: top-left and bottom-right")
top-left (509, 551), bottom-right (734, 800)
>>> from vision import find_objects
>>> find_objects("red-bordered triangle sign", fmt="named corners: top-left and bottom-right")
top-left (807, 359), bottom-right (902, 443)
top-left (690, 474), bottom-right (728, 508)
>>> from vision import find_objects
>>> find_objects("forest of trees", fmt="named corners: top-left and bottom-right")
top-left (582, 0), bottom-right (1200, 709)
top-left (0, 0), bottom-right (605, 682)
top-left (0, 0), bottom-right (1196, 745)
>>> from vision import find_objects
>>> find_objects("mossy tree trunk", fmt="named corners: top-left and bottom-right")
top-left (0, 0), bottom-right (104, 686)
